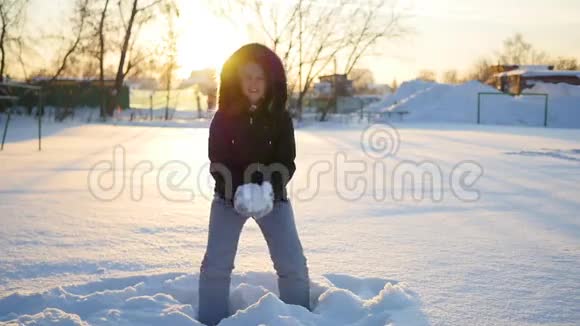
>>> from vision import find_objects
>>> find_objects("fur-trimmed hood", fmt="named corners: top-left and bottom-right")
top-left (218, 43), bottom-right (287, 115)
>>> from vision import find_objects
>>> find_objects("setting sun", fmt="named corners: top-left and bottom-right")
top-left (174, 0), bottom-right (248, 78)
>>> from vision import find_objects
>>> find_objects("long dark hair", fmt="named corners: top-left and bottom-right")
top-left (218, 43), bottom-right (288, 116)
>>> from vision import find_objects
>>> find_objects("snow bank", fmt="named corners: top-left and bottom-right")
top-left (526, 82), bottom-right (580, 97)
top-left (523, 83), bottom-right (580, 128)
top-left (365, 79), bottom-right (580, 128)
top-left (393, 81), bottom-right (498, 123)
top-left (365, 80), bottom-right (498, 123)
top-left (0, 272), bottom-right (422, 326)
top-left (363, 80), bottom-right (437, 113)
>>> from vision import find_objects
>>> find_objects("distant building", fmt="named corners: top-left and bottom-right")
top-left (490, 64), bottom-right (554, 75)
top-left (488, 64), bottom-right (580, 94)
top-left (313, 74), bottom-right (354, 99)
top-left (309, 75), bottom-right (383, 114)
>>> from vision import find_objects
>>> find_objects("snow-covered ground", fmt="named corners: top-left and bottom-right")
top-left (1, 118), bottom-right (579, 325)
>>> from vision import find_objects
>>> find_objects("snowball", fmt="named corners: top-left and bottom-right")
top-left (233, 182), bottom-right (274, 219)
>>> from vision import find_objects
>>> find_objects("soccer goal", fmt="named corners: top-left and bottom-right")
top-left (477, 92), bottom-right (549, 127)
top-left (0, 82), bottom-right (43, 151)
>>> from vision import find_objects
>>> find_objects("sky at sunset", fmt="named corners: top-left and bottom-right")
top-left (26, 0), bottom-right (580, 84)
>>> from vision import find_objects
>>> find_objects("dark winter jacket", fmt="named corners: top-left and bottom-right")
top-left (209, 43), bottom-right (296, 202)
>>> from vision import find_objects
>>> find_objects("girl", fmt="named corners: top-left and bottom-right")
top-left (198, 43), bottom-right (310, 325)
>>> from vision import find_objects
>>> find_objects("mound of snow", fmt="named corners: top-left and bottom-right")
top-left (364, 80), bottom-right (437, 113)
top-left (525, 82), bottom-right (580, 97)
top-left (523, 83), bottom-right (580, 128)
top-left (369, 80), bottom-right (498, 123)
top-left (366, 79), bottom-right (580, 128)
top-left (0, 272), bottom-right (424, 325)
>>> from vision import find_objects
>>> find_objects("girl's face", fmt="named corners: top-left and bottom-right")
top-left (238, 62), bottom-right (266, 105)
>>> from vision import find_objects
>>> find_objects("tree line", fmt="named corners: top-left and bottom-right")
top-left (1, 0), bottom-right (178, 118)
top-left (418, 33), bottom-right (579, 84)
top-left (2, 0), bottom-right (409, 120)
top-left (207, 0), bottom-right (409, 120)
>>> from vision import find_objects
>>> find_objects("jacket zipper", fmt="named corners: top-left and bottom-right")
top-left (249, 104), bottom-right (256, 125)
top-left (248, 110), bottom-right (263, 175)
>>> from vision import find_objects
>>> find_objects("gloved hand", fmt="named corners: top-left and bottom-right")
top-left (233, 181), bottom-right (274, 219)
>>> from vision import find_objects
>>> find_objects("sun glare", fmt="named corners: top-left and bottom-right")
top-left (175, 0), bottom-right (248, 79)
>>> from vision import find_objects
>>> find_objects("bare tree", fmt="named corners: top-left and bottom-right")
top-left (0, 0), bottom-right (28, 82)
top-left (497, 33), bottom-right (549, 65)
top-left (349, 68), bottom-right (375, 94)
top-left (464, 34), bottom-right (574, 84)
top-left (390, 78), bottom-right (398, 92)
top-left (96, 0), bottom-right (111, 119)
top-left (442, 70), bottom-right (459, 84)
top-left (49, 0), bottom-right (91, 82)
top-left (160, 2), bottom-right (178, 120)
top-left (417, 69), bottom-right (436, 82)
top-left (466, 57), bottom-right (493, 82)
top-left (552, 57), bottom-right (578, 70)
top-left (109, 0), bottom-right (177, 116)
top-left (342, 1), bottom-right (407, 75)
top-left (207, 0), bottom-right (408, 120)
top-left (300, 0), bottom-right (407, 120)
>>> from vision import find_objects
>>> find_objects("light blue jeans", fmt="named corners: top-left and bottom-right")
top-left (198, 195), bottom-right (310, 325)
